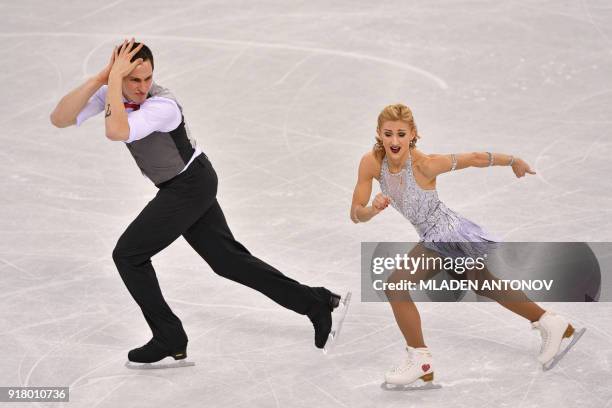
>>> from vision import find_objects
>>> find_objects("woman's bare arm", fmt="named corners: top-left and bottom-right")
top-left (419, 152), bottom-right (536, 179)
top-left (351, 152), bottom-right (390, 223)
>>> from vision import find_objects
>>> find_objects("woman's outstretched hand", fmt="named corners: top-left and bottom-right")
top-left (512, 158), bottom-right (536, 178)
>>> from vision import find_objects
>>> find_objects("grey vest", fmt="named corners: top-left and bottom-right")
top-left (125, 83), bottom-right (197, 185)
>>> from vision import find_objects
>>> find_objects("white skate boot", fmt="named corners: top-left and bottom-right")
top-left (381, 346), bottom-right (441, 391)
top-left (532, 311), bottom-right (586, 371)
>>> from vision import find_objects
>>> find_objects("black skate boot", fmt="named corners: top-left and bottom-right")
top-left (308, 288), bottom-right (351, 352)
top-left (125, 338), bottom-right (194, 369)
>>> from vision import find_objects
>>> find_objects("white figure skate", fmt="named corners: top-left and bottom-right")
top-left (532, 311), bottom-right (586, 371)
top-left (323, 291), bottom-right (352, 354)
top-left (381, 346), bottom-right (441, 391)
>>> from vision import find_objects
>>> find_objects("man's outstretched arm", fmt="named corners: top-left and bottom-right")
top-left (50, 45), bottom-right (117, 128)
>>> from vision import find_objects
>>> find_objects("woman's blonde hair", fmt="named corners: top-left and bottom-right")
top-left (373, 103), bottom-right (420, 159)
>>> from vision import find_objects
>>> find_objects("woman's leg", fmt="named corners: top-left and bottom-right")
top-left (389, 301), bottom-right (427, 348)
top-left (385, 244), bottom-right (442, 348)
top-left (467, 266), bottom-right (545, 322)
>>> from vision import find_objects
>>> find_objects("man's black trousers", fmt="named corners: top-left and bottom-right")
top-left (112, 154), bottom-right (323, 350)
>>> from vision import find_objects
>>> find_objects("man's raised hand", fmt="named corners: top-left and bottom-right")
top-left (109, 38), bottom-right (144, 80)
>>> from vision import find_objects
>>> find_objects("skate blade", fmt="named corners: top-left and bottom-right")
top-left (322, 292), bottom-right (352, 355)
top-left (380, 381), bottom-right (442, 391)
top-left (543, 327), bottom-right (586, 371)
top-left (125, 360), bottom-right (196, 370)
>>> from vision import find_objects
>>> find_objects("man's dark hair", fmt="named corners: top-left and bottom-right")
top-left (117, 42), bottom-right (154, 70)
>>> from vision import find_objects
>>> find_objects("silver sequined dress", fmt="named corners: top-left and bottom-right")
top-left (379, 151), bottom-right (499, 258)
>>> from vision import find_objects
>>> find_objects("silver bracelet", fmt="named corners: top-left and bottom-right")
top-left (487, 152), bottom-right (494, 167)
top-left (509, 155), bottom-right (515, 166)
top-left (450, 154), bottom-right (457, 171)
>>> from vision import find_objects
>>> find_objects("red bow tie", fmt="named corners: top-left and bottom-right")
top-left (124, 102), bottom-right (140, 111)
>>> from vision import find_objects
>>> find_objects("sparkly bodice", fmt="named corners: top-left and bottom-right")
top-left (379, 153), bottom-right (461, 240)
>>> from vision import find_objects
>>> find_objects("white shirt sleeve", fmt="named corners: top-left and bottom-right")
top-left (126, 97), bottom-right (182, 143)
top-left (76, 86), bottom-right (107, 126)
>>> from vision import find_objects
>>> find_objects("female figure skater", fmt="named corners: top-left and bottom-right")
top-left (350, 104), bottom-right (585, 389)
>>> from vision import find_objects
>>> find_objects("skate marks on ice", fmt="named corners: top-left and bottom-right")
top-left (542, 327), bottom-right (587, 372)
top-left (125, 359), bottom-right (196, 370)
top-left (323, 291), bottom-right (352, 355)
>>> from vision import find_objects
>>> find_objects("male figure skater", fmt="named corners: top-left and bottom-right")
top-left (50, 39), bottom-right (350, 367)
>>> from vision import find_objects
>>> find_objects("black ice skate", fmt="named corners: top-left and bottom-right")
top-left (125, 338), bottom-right (195, 370)
top-left (308, 289), bottom-right (352, 354)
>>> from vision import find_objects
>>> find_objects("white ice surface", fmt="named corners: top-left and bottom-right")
top-left (1, 1), bottom-right (611, 407)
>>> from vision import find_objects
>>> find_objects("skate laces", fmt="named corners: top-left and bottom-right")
top-left (533, 322), bottom-right (550, 355)
top-left (390, 347), bottom-right (427, 374)
top-left (391, 355), bottom-right (415, 374)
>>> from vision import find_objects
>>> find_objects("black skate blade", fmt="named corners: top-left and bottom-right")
top-left (125, 359), bottom-right (196, 370)
top-left (543, 327), bottom-right (586, 371)
top-left (380, 381), bottom-right (442, 391)
top-left (322, 292), bottom-right (352, 355)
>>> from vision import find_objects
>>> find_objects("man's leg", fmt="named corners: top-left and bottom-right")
top-left (113, 162), bottom-right (217, 350)
top-left (182, 199), bottom-right (328, 316)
